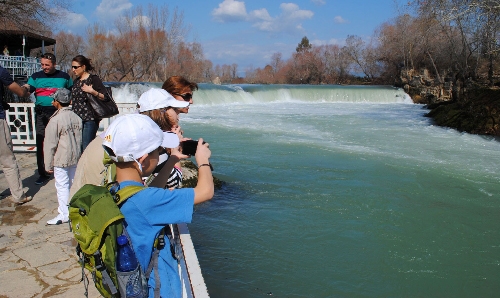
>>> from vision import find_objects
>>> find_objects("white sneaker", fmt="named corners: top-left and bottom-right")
top-left (46, 215), bottom-right (69, 225)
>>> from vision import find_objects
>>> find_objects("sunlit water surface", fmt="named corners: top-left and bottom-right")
top-left (112, 84), bottom-right (500, 297)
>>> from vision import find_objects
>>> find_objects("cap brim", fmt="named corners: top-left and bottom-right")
top-left (166, 99), bottom-right (190, 108)
top-left (161, 131), bottom-right (180, 148)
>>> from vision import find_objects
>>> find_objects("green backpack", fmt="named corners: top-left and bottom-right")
top-left (69, 183), bottom-right (145, 298)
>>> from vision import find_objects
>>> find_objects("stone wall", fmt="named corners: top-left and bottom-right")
top-left (397, 68), bottom-right (458, 104)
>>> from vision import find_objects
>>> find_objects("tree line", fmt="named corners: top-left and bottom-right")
top-left (248, 1), bottom-right (499, 88)
top-left (2, 1), bottom-right (499, 87)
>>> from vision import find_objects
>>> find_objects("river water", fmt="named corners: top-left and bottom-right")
top-left (112, 83), bottom-right (500, 297)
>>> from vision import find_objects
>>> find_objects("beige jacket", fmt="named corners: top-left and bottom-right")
top-left (44, 107), bottom-right (82, 171)
top-left (69, 136), bottom-right (106, 197)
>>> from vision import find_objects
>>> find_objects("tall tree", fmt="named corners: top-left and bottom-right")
top-left (343, 35), bottom-right (381, 80)
top-left (53, 31), bottom-right (86, 72)
top-left (296, 36), bottom-right (312, 53)
top-left (409, 0), bottom-right (500, 85)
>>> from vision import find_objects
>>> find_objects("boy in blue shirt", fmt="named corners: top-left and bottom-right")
top-left (102, 114), bottom-right (214, 297)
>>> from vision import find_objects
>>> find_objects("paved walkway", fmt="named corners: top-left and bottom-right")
top-left (0, 153), bottom-right (101, 297)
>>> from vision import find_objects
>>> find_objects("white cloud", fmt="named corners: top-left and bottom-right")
top-left (311, 0), bottom-right (326, 5)
top-left (251, 3), bottom-right (314, 33)
top-left (334, 16), bottom-right (347, 24)
top-left (249, 8), bottom-right (272, 22)
top-left (63, 11), bottom-right (89, 29)
top-left (311, 38), bottom-right (342, 46)
top-left (212, 0), bottom-right (248, 22)
top-left (95, 0), bottom-right (133, 22)
top-left (211, 1), bottom-right (313, 34)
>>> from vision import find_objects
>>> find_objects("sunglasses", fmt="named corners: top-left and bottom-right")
top-left (177, 93), bottom-right (192, 101)
top-left (41, 54), bottom-right (56, 62)
top-left (72, 65), bottom-right (82, 69)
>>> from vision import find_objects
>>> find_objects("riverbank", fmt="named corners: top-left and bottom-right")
top-left (424, 87), bottom-right (500, 137)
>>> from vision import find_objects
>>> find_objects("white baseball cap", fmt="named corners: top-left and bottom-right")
top-left (137, 88), bottom-right (189, 112)
top-left (102, 114), bottom-right (180, 162)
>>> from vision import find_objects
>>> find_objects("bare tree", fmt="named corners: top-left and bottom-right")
top-left (343, 35), bottom-right (379, 80)
top-left (85, 24), bottom-right (113, 80)
top-left (53, 31), bottom-right (85, 72)
top-left (270, 52), bottom-right (283, 74)
top-left (0, 0), bottom-right (70, 34)
top-left (410, 0), bottom-right (500, 85)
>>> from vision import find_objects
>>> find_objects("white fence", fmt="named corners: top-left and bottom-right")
top-left (7, 103), bottom-right (137, 152)
top-left (0, 55), bottom-right (41, 79)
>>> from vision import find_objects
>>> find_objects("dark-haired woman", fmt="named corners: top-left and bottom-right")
top-left (70, 55), bottom-right (108, 151)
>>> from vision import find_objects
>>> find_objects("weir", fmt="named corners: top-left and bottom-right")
top-left (6, 83), bottom-right (413, 152)
top-left (109, 83), bottom-right (413, 104)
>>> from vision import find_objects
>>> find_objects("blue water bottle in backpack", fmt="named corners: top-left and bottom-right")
top-left (117, 235), bottom-right (138, 271)
top-left (116, 235), bottom-right (147, 298)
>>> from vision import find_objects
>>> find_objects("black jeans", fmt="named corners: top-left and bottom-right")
top-left (35, 105), bottom-right (57, 177)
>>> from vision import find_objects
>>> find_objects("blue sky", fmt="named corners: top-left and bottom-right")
top-left (60, 0), bottom-right (407, 74)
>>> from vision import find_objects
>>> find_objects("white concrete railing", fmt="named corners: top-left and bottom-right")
top-left (7, 103), bottom-right (138, 152)
top-left (176, 223), bottom-right (210, 298)
top-left (0, 55), bottom-right (41, 80)
top-left (6, 103), bottom-right (37, 151)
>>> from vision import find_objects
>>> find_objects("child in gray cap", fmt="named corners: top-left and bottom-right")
top-left (44, 88), bottom-right (82, 225)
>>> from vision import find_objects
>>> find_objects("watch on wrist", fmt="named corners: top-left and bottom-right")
top-left (198, 163), bottom-right (213, 171)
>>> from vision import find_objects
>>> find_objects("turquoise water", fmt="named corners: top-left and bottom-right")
top-left (115, 84), bottom-right (500, 297)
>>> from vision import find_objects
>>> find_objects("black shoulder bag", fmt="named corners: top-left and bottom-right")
top-left (86, 75), bottom-right (119, 119)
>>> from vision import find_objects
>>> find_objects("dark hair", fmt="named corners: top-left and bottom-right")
top-left (161, 76), bottom-right (198, 96)
top-left (41, 53), bottom-right (56, 63)
top-left (72, 55), bottom-right (94, 72)
top-left (59, 101), bottom-right (71, 107)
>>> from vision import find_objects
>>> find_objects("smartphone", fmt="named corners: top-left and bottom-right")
top-left (180, 140), bottom-right (206, 156)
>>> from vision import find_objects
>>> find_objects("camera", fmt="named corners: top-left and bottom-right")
top-left (180, 140), bottom-right (206, 156)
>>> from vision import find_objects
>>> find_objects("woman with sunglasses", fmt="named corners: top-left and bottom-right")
top-left (161, 76), bottom-right (198, 114)
top-left (70, 55), bottom-right (108, 151)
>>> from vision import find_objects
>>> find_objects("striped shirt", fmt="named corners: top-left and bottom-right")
top-left (144, 151), bottom-right (183, 189)
top-left (28, 70), bottom-right (73, 106)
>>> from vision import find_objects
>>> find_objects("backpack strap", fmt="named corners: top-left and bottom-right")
top-left (99, 163), bottom-right (115, 186)
top-left (165, 224), bottom-right (182, 262)
top-left (112, 184), bottom-right (164, 298)
top-left (94, 250), bottom-right (118, 295)
top-left (100, 149), bottom-right (116, 186)
top-left (145, 244), bottom-right (162, 298)
top-left (109, 184), bottom-right (145, 206)
top-left (76, 244), bottom-right (90, 298)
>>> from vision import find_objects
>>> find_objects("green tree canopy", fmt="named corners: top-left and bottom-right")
top-left (296, 36), bottom-right (312, 53)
